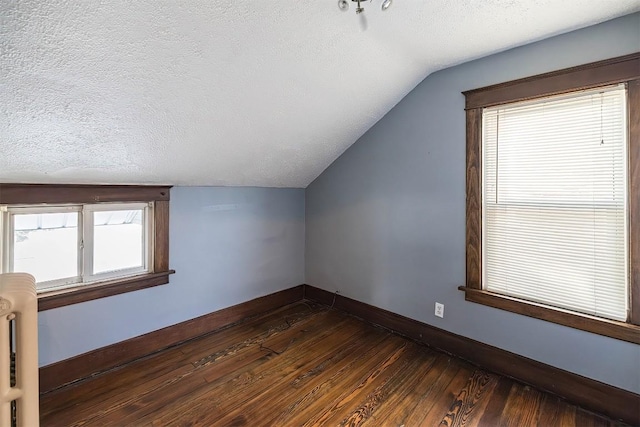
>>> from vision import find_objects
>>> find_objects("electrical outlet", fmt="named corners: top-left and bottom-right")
top-left (434, 302), bottom-right (444, 318)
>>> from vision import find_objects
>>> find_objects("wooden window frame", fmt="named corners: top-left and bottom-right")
top-left (0, 184), bottom-right (175, 311)
top-left (459, 53), bottom-right (640, 344)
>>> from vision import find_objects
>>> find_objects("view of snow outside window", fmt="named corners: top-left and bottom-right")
top-left (93, 210), bottom-right (144, 274)
top-left (13, 209), bottom-right (144, 286)
top-left (14, 212), bottom-right (79, 283)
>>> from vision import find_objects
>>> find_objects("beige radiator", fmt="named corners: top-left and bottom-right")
top-left (0, 273), bottom-right (39, 427)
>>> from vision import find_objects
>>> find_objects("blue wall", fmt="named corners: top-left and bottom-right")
top-left (305, 13), bottom-right (640, 393)
top-left (38, 186), bottom-right (305, 366)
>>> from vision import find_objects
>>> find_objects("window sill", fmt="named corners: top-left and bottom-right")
top-left (458, 286), bottom-right (640, 345)
top-left (38, 270), bottom-right (175, 311)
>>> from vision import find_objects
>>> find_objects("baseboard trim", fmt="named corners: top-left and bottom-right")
top-left (303, 285), bottom-right (640, 425)
top-left (39, 285), bottom-right (304, 394)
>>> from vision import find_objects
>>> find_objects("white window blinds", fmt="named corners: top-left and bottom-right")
top-left (482, 84), bottom-right (628, 322)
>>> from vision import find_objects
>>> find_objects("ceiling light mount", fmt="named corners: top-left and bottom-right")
top-left (338, 0), bottom-right (392, 14)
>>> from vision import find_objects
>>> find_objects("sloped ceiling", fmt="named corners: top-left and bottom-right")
top-left (1, 1), bottom-right (638, 187)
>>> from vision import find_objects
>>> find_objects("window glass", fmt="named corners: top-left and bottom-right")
top-left (13, 212), bottom-right (79, 285)
top-left (93, 209), bottom-right (145, 275)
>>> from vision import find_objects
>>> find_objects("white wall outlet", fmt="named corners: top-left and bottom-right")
top-left (434, 302), bottom-right (444, 318)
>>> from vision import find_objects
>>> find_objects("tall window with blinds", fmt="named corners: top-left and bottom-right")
top-left (482, 85), bottom-right (628, 321)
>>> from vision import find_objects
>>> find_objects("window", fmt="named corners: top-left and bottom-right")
top-left (3, 203), bottom-right (152, 292)
top-left (483, 85), bottom-right (627, 321)
top-left (461, 53), bottom-right (640, 344)
top-left (0, 185), bottom-right (174, 311)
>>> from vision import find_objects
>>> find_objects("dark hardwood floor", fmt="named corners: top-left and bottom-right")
top-left (40, 302), bottom-right (628, 426)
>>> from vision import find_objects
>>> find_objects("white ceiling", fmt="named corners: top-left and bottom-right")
top-left (1, 1), bottom-right (638, 187)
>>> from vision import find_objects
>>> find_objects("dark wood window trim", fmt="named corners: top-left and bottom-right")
top-left (0, 184), bottom-right (175, 311)
top-left (463, 52), bottom-right (640, 110)
top-left (460, 53), bottom-right (640, 345)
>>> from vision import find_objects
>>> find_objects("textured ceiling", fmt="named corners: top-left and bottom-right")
top-left (1, 1), bottom-right (638, 187)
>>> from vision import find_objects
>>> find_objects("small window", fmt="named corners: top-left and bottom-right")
top-left (0, 184), bottom-right (173, 311)
top-left (2, 203), bottom-right (153, 292)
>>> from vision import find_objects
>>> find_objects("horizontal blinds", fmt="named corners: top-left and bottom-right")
top-left (482, 85), bottom-right (628, 321)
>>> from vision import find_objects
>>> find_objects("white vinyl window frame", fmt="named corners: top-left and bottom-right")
top-left (2, 205), bottom-right (83, 290)
top-left (82, 202), bottom-right (154, 284)
top-left (0, 202), bottom-right (154, 292)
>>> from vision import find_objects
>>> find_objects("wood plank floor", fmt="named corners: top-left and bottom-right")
top-left (40, 302), bottom-right (628, 426)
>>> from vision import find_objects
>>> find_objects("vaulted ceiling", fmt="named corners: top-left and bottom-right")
top-left (2, 1), bottom-right (638, 187)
